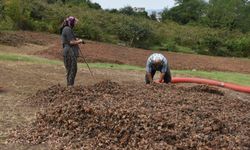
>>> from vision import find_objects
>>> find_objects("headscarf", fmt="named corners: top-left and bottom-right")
top-left (65, 16), bottom-right (78, 27)
top-left (60, 16), bottom-right (78, 34)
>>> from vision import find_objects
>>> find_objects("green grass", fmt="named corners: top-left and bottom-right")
top-left (0, 52), bottom-right (61, 65)
top-left (1, 52), bottom-right (250, 86)
top-left (174, 70), bottom-right (250, 86)
top-left (0, 52), bottom-right (144, 70)
top-left (176, 45), bottom-right (196, 54)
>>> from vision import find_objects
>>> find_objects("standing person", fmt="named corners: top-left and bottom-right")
top-left (60, 16), bottom-right (84, 86)
top-left (145, 53), bottom-right (172, 84)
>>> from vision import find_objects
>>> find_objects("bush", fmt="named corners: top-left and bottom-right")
top-left (0, 17), bottom-right (15, 30)
top-left (161, 40), bottom-right (177, 52)
top-left (75, 21), bottom-right (104, 41)
top-left (199, 34), bottom-right (229, 56)
top-left (115, 20), bottom-right (153, 47)
top-left (226, 37), bottom-right (250, 57)
top-left (1, 0), bottom-right (249, 58)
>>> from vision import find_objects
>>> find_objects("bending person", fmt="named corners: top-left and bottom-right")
top-left (145, 53), bottom-right (172, 84)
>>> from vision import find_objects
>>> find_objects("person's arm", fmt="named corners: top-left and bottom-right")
top-left (146, 72), bottom-right (153, 83)
top-left (64, 27), bottom-right (84, 45)
top-left (146, 59), bottom-right (154, 84)
top-left (158, 60), bottom-right (168, 83)
top-left (158, 72), bottom-right (165, 83)
top-left (69, 39), bottom-right (83, 45)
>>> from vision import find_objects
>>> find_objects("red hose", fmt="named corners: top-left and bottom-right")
top-left (171, 77), bottom-right (250, 94)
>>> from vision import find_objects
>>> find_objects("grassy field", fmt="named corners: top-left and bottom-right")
top-left (1, 52), bottom-right (250, 86)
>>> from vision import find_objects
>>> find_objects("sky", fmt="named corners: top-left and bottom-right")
top-left (91, 0), bottom-right (176, 10)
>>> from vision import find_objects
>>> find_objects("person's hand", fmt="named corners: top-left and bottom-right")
top-left (78, 39), bottom-right (83, 44)
top-left (79, 39), bottom-right (85, 44)
top-left (154, 79), bottom-right (164, 84)
top-left (154, 80), bottom-right (161, 83)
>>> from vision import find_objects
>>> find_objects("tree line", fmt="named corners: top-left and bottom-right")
top-left (162, 0), bottom-right (250, 33)
top-left (0, 0), bottom-right (249, 57)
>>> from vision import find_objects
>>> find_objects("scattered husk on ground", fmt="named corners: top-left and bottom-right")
top-left (8, 81), bottom-right (250, 149)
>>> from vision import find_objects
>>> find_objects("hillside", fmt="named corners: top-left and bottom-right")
top-left (0, 0), bottom-right (249, 58)
top-left (1, 31), bottom-right (250, 74)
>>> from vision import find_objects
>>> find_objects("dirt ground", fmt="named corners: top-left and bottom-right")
top-left (0, 31), bottom-right (250, 149)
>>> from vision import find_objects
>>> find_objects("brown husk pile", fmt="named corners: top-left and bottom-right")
top-left (9, 81), bottom-right (250, 149)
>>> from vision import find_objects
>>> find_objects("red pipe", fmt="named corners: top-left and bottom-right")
top-left (171, 77), bottom-right (250, 94)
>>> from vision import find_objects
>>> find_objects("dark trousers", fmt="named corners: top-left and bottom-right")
top-left (64, 51), bottom-right (77, 86)
top-left (145, 66), bottom-right (172, 84)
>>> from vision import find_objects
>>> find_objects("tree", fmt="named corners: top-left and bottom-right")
top-left (58, 0), bottom-right (101, 9)
top-left (233, 0), bottom-right (250, 32)
top-left (162, 0), bottom-right (208, 24)
top-left (119, 6), bottom-right (134, 16)
top-left (4, 0), bottom-right (22, 28)
top-left (161, 8), bottom-right (169, 21)
top-left (106, 8), bottom-right (119, 13)
top-left (117, 21), bottom-right (152, 47)
top-left (150, 11), bottom-right (157, 21)
top-left (205, 0), bottom-right (247, 30)
top-left (30, 1), bottom-right (47, 20)
top-left (119, 6), bottom-right (149, 18)
top-left (0, 0), bottom-right (5, 19)
top-left (87, 2), bottom-right (101, 10)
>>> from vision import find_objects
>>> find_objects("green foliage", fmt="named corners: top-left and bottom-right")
top-left (204, 0), bottom-right (249, 31)
top-left (160, 40), bottom-right (177, 52)
top-left (75, 21), bottom-right (104, 41)
top-left (4, 0), bottom-right (22, 29)
top-left (235, 1), bottom-right (250, 32)
top-left (115, 20), bottom-right (153, 47)
top-left (1, 0), bottom-right (249, 58)
top-left (174, 70), bottom-right (250, 86)
top-left (162, 0), bottom-right (208, 24)
top-left (107, 6), bottom-right (149, 19)
top-left (30, 1), bottom-right (47, 20)
top-left (150, 11), bottom-right (157, 21)
top-left (226, 36), bottom-right (250, 57)
top-left (119, 6), bottom-right (134, 16)
top-left (0, 16), bottom-right (14, 30)
top-left (0, 0), bottom-right (5, 19)
top-left (105, 8), bottom-right (119, 14)
top-left (163, 0), bottom-right (249, 32)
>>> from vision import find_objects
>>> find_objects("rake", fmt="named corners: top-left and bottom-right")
top-left (79, 48), bottom-right (95, 79)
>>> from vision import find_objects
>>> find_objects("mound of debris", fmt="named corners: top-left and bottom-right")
top-left (9, 81), bottom-right (250, 149)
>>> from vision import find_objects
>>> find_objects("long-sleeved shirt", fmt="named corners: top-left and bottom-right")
top-left (146, 53), bottom-right (168, 73)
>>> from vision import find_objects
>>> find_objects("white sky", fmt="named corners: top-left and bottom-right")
top-left (91, 0), bottom-right (176, 10)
